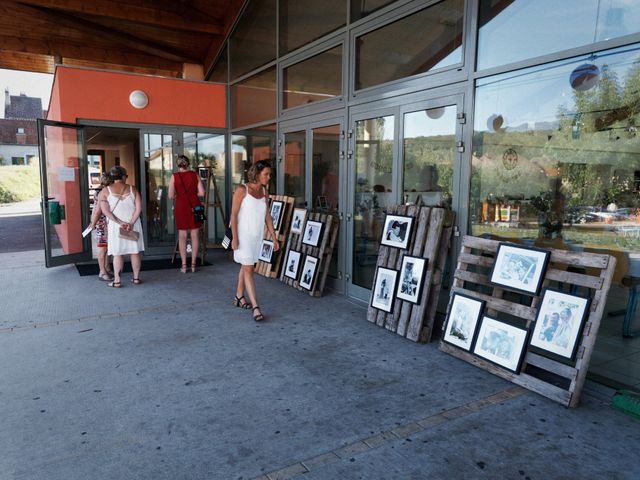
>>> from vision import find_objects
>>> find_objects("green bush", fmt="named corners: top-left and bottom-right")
top-left (0, 165), bottom-right (41, 203)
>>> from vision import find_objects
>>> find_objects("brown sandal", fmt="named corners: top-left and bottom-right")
top-left (107, 281), bottom-right (122, 288)
top-left (252, 306), bottom-right (264, 322)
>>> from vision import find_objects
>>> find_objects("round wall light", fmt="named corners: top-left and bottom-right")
top-left (426, 107), bottom-right (445, 119)
top-left (129, 90), bottom-right (149, 109)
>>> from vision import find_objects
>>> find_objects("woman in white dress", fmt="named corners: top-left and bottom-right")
top-left (98, 166), bottom-right (145, 288)
top-left (230, 160), bottom-right (279, 321)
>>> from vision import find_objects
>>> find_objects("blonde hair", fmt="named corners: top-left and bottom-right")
top-left (177, 155), bottom-right (190, 169)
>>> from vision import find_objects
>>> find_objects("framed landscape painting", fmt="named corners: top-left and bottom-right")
top-left (530, 288), bottom-right (590, 360)
top-left (371, 267), bottom-right (399, 313)
top-left (473, 316), bottom-right (529, 373)
top-left (380, 214), bottom-right (414, 249)
top-left (489, 243), bottom-right (550, 295)
top-left (396, 255), bottom-right (428, 304)
top-left (442, 293), bottom-right (485, 351)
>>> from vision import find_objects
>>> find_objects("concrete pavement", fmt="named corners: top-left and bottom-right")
top-left (0, 248), bottom-right (639, 480)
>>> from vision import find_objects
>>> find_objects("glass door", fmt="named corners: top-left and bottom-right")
top-left (282, 130), bottom-right (306, 207)
top-left (143, 132), bottom-right (175, 249)
top-left (37, 119), bottom-right (92, 267)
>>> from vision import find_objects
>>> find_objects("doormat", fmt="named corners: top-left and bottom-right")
top-left (75, 258), bottom-right (212, 276)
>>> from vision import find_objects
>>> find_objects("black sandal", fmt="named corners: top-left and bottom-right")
top-left (252, 306), bottom-right (264, 322)
top-left (233, 295), bottom-right (252, 309)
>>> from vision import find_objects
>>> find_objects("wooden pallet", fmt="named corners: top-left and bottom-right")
top-left (256, 195), bottom-right (295, 279)
top-left (366, 205), bottom-right (454, 343)
top-left (440, 235), bottom-right (616, 408)
top-left (280, 212), bottom-right (339, 297)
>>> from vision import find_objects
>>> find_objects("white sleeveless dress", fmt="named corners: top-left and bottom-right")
top-left (234, 185), bottom-right (266, 265)
top-left (107, 185), bottom-right (145, 256)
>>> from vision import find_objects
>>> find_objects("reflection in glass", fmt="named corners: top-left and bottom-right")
top-left (403, 106), bottom-right (456, 207)
top-left (312, 124), bottom-right (341, 278)
top-left (477, 0), bottom-right (640, 71)
top-left (231, 67), bottom-right (277, 128)
top-left (470, 43), bottom-right (640, 388)
top-left (208, 46), bottom-right (227, 83)
top-left (351, 0), bottom-right (396, 21)
top-left (229, 0), bottom-right (277, 79)
top-left (231, 125), bottom-right (277, 195)
top-left (355, 0), bottom-right (463, 91)
top-left (144, 133), bottom-right (175, 245)
top-left (283, 46), bottom-right (342, 109)
top-left (284, 131), bottom-right (306, 207)
top-left (183, 132), bottom-right (226, 243)
top-left (279, 0), bottom-right (346, 54)
top-left (353, 115), bottom-right (394, 288)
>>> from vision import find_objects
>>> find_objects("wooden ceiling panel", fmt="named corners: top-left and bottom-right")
top-left (0, 50), bottom-right (54, 74)
top-left (62, 58), bottom-right (180, 78)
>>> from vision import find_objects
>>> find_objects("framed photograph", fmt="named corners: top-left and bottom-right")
top-left (302, 220), bottom-right (323, 247)
top-left (396, 256), bottom-right (428, 304)
top-left (529, 288), bottom-right (591, 360)
top-left (442, 293), bottom-right (485, 351)
top-left (473, 316), bottom-right (529, 373)
top-left (270, 200), bottom-right (284, 231)
top-left (299, 255), bottom-right (319, 291)
top-left (370, 267), bottom-right (399, 313)
top-left (380, 214), bottom-right (414, 249)
top-left (489, 243), bottom-right (550, 295)
top-left (291, 208), bottom-right (307, 235)
top-left (284, 250), bottom-right (302, 280)
top-left (258, 239), bottom-right (274, 263)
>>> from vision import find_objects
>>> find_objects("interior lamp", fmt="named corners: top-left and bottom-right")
top-left (129, 90), bottom-right (149, 109)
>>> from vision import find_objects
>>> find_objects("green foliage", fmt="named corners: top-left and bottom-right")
top-left (0, 165), bottom-right (41, 203)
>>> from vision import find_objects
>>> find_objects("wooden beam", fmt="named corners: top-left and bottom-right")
top-left (0, 50), bottom-right (54, 74)
top-left (61, 58), bottom-right (180, 78)
top-left (16, 0), bottom-right (222, 34)
top-left (15, 3), bottom-right (201, 63)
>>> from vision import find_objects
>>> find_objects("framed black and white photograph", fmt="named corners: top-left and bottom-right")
top-left (299, 255), bottom-right (319, 290)
top-left (529, 289), bottom-right (591, 360)
top-left (473, 316), bottom-right (529, 373)
top-left (302, 220), bottom-right (323, 247)
top-left (380, 214), bottom-right (414, 249)
top-left (396, 256), bottom-right (428, 304)
top-left (370, 267), bottom-right (399, 313)
top-left (291, 208), bottom-right (307, 235)
top-left (258, 239), bottom-right (274, 263)
top-left (443, 293), bottom-right (485, 351)
top-left (270, 200), bottom-right (284, 231)
top-left (489, 243), bottom-right (550, 295)
top-left (284, 249), bottom-right (302, 280)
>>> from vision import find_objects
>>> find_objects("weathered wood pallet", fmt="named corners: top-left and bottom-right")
top-left (440, 235), bottom-right (616, 408)
top-left (279, 212), bottom-right (339, 297)
top-left (366, 205), bottom-right (453, 343)
top-left (256, 195), bottom-right (295, 279)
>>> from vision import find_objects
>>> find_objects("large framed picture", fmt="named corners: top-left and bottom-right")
top-left (442, 293), bottom-right (485, 351)
top-left (291, 208), bottom-right (307, 235)
top-left (473, 316), bottom-right (529, 373)
top-left (270, 200), bottom-right (284, 231)
top-left (396, 255), bottom-right (428, 304)
top-left (529, 288), bottom-right (591, 360)
top-left (284, 250), bottom-right (302, 280)
top-left (489, 243), bottom-right (550, 295)
top-left (299, 255), bottom-right (319, 290)
top-left (380, 214), bottom-right (414, 249)
top-left (302, 220), bottom-right (323, 247)
top-left (258, 239), bottom-right (274, 263)
top-left (371, 267), bottom-right (399, 313)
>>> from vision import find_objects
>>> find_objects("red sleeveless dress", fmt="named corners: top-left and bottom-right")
top-left (173, 171), bottom-right (203, 230)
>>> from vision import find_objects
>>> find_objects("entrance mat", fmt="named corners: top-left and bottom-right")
top-left (75, 258), bottom-right (212, 276)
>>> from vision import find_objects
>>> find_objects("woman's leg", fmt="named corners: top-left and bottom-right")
top-left (242, 265), bottom-right (259, 309)
top-left (190, 228), bottom-right (199, 269)
top-left (236, 266), bottom-right (246, 298)
top-left (113, 255), bottom-right (123, 284)
top-left (178, 229), bottom-right (188, 268)
top-left (131, 253), bottom-right (142, 281)
top-left (97, 246), bottom-right (108, 276)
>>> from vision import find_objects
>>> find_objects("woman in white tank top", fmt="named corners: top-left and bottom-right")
top-left (230, 160), bottom-right (279, 321)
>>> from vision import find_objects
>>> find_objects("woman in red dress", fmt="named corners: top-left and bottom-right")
top-left (169, 155), bottom-right (206, 273)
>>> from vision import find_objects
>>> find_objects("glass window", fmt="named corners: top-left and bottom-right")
top-left (229, 0), bottom-right (277, 80)
top-left (351, 0), bottom-right (396, 22)
top-left (279, 0), bottom-right (346, 55)
top-left (283, 46), bottom-right (343, 109)
top-left (403, 105), bottom-right (456, 208)
top-left (355, 0), bottom-right (464, 91)
top-left (208, 46), bottom-right (227, 83)
top-left (144, 133), bottom-right (175, 245)
top-left (284, 131), bottom-right (306, 207)
top-left (183, 132), bottom-right (226, 243)
top-left (353, 115), bottom-right (395, 288)
top-left (231, 67), bottom-right (277, 129)
top-left (231, 125), bottom-right (277, 194)
top-left (470, 44), bottom-right (640, 388)
top-left (477, 0), bottom-right (640, 71)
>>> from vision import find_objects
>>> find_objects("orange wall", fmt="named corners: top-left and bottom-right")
top-left (48, 67), bottom-right (226, 128)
